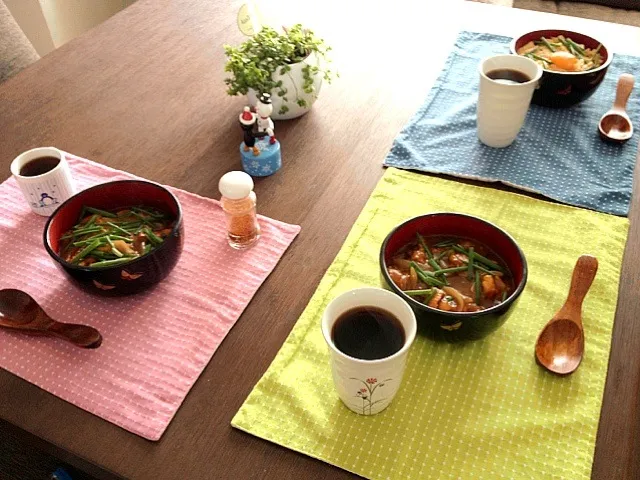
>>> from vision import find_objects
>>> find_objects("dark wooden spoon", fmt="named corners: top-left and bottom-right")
top-left (0, 289), bottom-right (102, 348)
top-left (535, 255), bottom-right (598, 375)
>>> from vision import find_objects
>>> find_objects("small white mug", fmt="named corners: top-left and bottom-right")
top-left (10, 147), bottom-right (76, 216)
top-left (321, 287), bottom-right (417, 416)
top-left (477, 54), bottom-right (543, 148)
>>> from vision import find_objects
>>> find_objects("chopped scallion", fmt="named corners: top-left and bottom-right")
top-left (84, 206), bottom-right (118, 218)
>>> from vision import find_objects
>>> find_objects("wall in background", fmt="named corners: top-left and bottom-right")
top-left (39, 0), bottom-right (137, 48)
top-left (4, 0), bottom-right (136, 57)
top-left (4, 0), bottom-right (55, 56)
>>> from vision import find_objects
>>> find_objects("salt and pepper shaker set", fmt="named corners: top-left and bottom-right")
top-left (219, 93), bottom-right (282, 249)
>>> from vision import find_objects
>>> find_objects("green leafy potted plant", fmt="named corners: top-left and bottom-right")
top-left (224, 24), bottom-right (335, 120)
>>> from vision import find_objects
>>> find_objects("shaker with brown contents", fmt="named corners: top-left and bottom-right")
top-left (219, 171), bottom-right (260, 249)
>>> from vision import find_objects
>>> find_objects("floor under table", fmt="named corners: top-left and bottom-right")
top-left (1, 422), bottom-right (94, 480)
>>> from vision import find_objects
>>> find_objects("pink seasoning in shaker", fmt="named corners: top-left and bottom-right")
top-left (219, 171), bottom-right (261, 249)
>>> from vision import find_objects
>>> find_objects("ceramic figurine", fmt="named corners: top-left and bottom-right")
top-left (255, 93), bottom-right (276, 144)
top-left (239, 107), bottom-right (259, 156)
top-left (238, 98), bottom-right (281, 177)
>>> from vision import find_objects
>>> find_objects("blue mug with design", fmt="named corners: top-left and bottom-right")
top-left (10, 147), bottom-right (76, 216)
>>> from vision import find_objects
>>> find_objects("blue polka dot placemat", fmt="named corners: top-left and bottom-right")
top-left (384, 31), bottom-right (639, 216)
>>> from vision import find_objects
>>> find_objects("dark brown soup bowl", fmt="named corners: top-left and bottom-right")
top-left (44, 180), bottom-right (184, 296)
top-left (379, 213), bottom-right (528, 342)
top-left (510, 29), bottom-right (612, 108)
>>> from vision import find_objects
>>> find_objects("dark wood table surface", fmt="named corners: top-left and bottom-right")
top-left (1, 1), bottom-right (639, 478)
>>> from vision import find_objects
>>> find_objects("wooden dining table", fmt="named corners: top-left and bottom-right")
top-left (1, 0), bottom-right (639, 478)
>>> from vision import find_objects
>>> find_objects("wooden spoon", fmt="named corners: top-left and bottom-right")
top-left (0, 289), bottom-right (102, 348)
top-left (534, 255), bottom-right (598, 375)
top-left (599, 74), bottom-right (634, 143)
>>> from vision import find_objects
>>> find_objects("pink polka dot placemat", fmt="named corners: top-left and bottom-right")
top-left (0, 154), bottom-right (300, 440)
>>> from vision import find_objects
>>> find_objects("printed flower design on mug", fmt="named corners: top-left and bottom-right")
top-left (352, 377), bottom-right (392, 415)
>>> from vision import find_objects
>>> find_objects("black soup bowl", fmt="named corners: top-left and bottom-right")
top-left (379, 213), bottom-right (528, 342)
top-left (44, 180), bottom-right (184, 296)
top-left (510, 29), bottom-right (612, 108)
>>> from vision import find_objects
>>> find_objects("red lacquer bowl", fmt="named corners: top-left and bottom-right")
top-left (379, 213), bottom-right (528, 342)
top-left (510, 29), bottom-right (612, 108)
top-left (44, 180), bottom-right (184, 296)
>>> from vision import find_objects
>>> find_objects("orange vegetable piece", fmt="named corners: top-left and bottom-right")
top-left (411, 247), bottom-right (426, 264)
top-left (448, 253), bottom-right (468, 267)
top-left (438, 296), bottom-right (457, 311)
top-left (481, 274), bottom-right (498, 299)
top-left (428, 289), bottom-right (444, 308)
top-left (388, 268), bottom-right (408, 290)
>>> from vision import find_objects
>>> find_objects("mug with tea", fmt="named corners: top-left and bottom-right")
top-left (321, 287), bottom-right (417, 416)
top-left (10, 147), bottom-right (76, 216)
top-left (477, 54), bottom-right (543, 148)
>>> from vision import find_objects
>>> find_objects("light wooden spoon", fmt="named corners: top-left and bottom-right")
top-left (599, 74), bottom-right (634, 143)
top-left (535, 255), bottom-right (598, 375)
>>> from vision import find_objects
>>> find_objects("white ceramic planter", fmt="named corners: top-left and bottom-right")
top-left (247, 52), bottom-right (323, 120)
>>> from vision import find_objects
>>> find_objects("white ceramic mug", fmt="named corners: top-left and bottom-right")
top-left (10, 147), bottom-right (76, 216)
top-left (321, 287), bottom-right (417, 416)
top-left (477, 54), bottom-right (543, 148)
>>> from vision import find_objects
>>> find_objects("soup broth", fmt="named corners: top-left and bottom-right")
top-left (58, 205), bottom-right (175, 268)
top-left (516, 35), bottom-right (603, 72)
top-left (387, 235), bottom-right (513, 312)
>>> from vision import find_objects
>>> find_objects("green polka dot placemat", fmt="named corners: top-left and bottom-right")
top-left (232, 168), bottom-right (629, 480)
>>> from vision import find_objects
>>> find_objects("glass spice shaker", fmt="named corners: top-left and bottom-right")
top-left (219, 171), bottom-right (261, 249)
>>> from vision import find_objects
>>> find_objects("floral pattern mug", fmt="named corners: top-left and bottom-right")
top-left (321, 288), bottom-right (417, 416)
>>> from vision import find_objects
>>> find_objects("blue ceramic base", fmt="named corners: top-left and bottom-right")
top-left (240, 137), bottom-right (281, 177)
